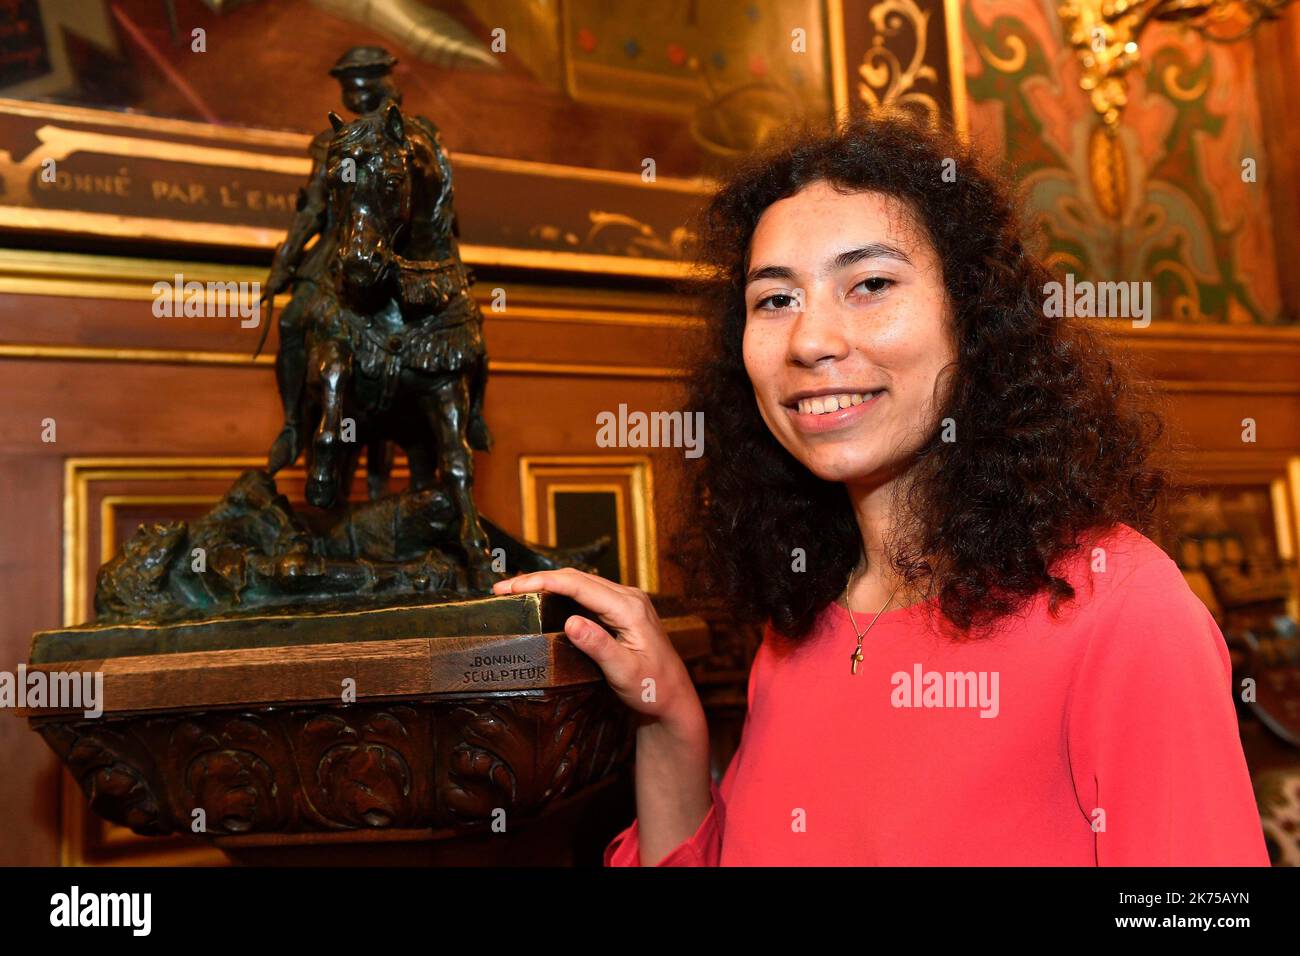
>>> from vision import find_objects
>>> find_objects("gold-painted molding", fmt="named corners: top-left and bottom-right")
top-left (0, 249), bottom-right (703, 326)
top-left (489, 307), bottom-right (702, 330)
top-left (1095, 317), bottom-right (1300, 346)
top-left (0, 248), bottom-right (270, 295)
top-left (1271, 474), bottom-right (1294, 561)
top-left (1286, 458), bottom-right (1300, 569)
top-left (1285, 460), bottom-right (1300, 621)
top-left (828, 0), bottom-right (852, 123)
top-left (491, 360), bottom-right (681, 379)
top-left (1157, 381), bottom-right (1300, 394)
top-left (519, 455), bottom-right (659, 593)
top-left (0, 342), bottom-right (683, 378)
top-left (0, 343), bottom-right (273, 368)
top-left (0, 98), bottom-right (310, 148)
top-left (1175, 448), bottom-right (1300, 480)
top-left (943, 0), bottom-right (970, 140)
top-left (0, 97), bottom-right (715, 193)
top-left (31, 126), bottom-right (309, 175)
top-left (459, 245), bottom-right (692, 278)
top-left (0, 205), bottom-right (289, 249)
top-left (0, 203), bottom-right (700, 273)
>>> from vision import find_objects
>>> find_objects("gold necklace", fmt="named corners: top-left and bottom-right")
top-left (840, 567), bottom-right (902, 675)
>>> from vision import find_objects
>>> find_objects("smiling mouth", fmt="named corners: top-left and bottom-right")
top-left (788, 391), bottom-right (883, 416)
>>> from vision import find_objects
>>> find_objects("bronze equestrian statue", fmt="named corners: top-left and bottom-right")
top-left (88, 46), bottom-right (605, 623)
top-left (262, 46), bottom-right (401, 482)
top-left (261, 46), bottom-right (495, 592)
top-left (261, 46), bottom-right (487, 496)
top-left (303, 101), bottom-right (495, 589)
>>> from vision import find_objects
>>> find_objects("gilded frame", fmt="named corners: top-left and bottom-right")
top-left (518, 455), bottom-right (659, 592)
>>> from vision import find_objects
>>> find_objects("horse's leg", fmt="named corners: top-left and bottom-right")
top-left (366, 434), bottom-right (392, 501)
top-left (467, 354), bottom-right (492, 452)
top-left (268, 293), bottom-right (309, 472)
top-left (307, 339), bottom-right (351, 509)
top-left (419, 376), bottom-right (496, 590)
top-left (386, 405), bottom-right (436, 491)
top-left (340, 427), bottom-right (364, 502)
top-left (404, 440), bottom-right (436, 492)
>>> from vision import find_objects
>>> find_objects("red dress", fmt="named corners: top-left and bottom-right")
top-left (605, 524), bottom-right (1269, 866)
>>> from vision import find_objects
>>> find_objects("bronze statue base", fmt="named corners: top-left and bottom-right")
top-left (34, 591), bottom-right (600, 666)
top-left (23, 593), bottom-right (709, 857)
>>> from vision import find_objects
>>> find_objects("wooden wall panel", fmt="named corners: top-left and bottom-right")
top-left (1103, 320), bottom-right (1300, 485)
top-left (0, 458), bottom-right (63, 866)
top-left (5, 258), bottom-right (1300, 865)
top-left (0, 257), bottom-right (703, 864)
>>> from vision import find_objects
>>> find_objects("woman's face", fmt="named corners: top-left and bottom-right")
top-left (742, 181), bottom-right (956, 486)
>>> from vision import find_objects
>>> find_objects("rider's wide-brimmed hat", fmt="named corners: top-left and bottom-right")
top-left (329, 46), bottom-right (398, 80)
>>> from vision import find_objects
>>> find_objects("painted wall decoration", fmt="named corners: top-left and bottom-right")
top-left (962, 0), bottom-right (1286, 324)
top-left (0, 0), bottom-right (964, 272)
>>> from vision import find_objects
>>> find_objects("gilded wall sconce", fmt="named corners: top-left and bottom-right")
top-left (1059, 0), bottom-right (1296, 130)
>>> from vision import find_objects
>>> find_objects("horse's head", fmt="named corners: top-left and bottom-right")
top-left (325, 103), bottom-right (413, 298)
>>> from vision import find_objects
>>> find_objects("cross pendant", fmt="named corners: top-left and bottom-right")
top-left (850, 644), bottom-right (864, 675)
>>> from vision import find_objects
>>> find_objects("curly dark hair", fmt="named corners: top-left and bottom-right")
top-left (668, 114), bottom-right (1171, 639)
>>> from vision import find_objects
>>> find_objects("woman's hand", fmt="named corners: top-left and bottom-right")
top-left (495, 568), bottom-right (713, 864)
top-left (491, 568), bottom-right (701, 729)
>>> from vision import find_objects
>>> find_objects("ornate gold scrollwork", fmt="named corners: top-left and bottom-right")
top-left (857, 0), bottom-right (942, 127)
top-left (1059, 0), bottom-right (1296, 130)
top-left (528, 211), bottom-right (692, 260)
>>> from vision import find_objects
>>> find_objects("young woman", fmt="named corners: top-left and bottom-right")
top-left (491, 116), bottom-right (1269, 866)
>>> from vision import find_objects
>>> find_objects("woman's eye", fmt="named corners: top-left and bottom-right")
top-left (853, 276), bottom-right (894, 296)
top-left (756, 292), bottom-right (798, 311)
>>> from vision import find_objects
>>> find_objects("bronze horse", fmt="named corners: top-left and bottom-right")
top-left (271, 103), bottom-right (497, 591)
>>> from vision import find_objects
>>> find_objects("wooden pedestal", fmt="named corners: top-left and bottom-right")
top-left (21, 592), bottom-right (709, 864)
